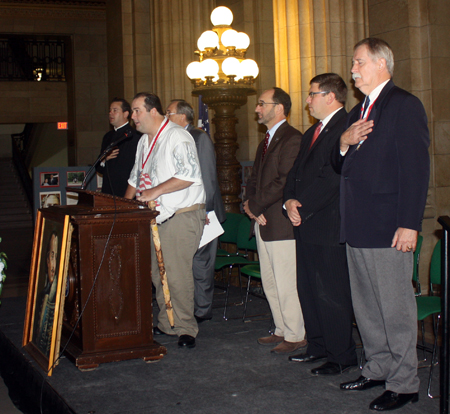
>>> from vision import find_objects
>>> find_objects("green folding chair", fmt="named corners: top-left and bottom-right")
top-left (214, 215), bottom-right (258, 320)
top-left (416, 239), bottom-right (442, 398)
top-left (216, 212), bottom-right (245, 257)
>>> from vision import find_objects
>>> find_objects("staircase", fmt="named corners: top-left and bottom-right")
top-left (0, 158), bottom-right (33, 229)
top-left (0, 158), bottom-right (33, 298)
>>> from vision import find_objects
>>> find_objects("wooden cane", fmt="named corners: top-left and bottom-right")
top-left (148, 201), bottom-right (174, 328)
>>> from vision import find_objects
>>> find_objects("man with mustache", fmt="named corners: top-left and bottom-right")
top-left (335, 38), bottom-right (429, 411)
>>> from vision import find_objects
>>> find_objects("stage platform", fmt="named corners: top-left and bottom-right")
top-left (0, 291), bottom-right (441, 414)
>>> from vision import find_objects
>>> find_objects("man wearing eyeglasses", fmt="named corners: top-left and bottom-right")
top-left (283, 73), bottom-right (357, 375)
top-left (165, 99), bottom-right (226, 323)
top-left (243, 87), bottom-right (306, 355)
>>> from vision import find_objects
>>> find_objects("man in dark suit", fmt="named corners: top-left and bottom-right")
top-left (95, 98), bottom-right (140, 197)
top-left (166, 99), bottom-right (226, 322)
top-left (244, 87), bottom-right (306, 354)
top-left (283, 73), bottom-right (357, 374)
top-left (335, 38), bottom-right (429, 411)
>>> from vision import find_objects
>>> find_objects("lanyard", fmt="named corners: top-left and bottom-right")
top-left (141, 119), bottom-right (169, 171)
top-left (360, 98), bottom-right (376, 119)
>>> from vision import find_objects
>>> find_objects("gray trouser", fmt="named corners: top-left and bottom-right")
top-left (346, 245), bottom-right (419, 393)
top-left (193, 237), bottom-right (218, 319)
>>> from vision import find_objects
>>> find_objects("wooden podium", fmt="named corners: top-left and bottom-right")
top-left (56, 189), bottom-right (166, 370)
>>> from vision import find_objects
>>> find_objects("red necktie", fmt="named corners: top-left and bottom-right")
top-left (262, 132), bottom-right (270, 161)
top-left (309, 122), bottom-right (322, 149)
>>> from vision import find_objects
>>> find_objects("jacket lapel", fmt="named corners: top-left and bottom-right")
top-left (261, 121), bottom-right (288, 164)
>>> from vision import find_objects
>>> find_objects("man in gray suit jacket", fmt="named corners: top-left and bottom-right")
top-left (166, 99), bottom-right (226, 322)
top-left (244, 87), bottom-right (306, 354)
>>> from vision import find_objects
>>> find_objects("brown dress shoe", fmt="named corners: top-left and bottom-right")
top-left (271, 339), bottom-right (308, 354)
top-left (257, 334), bottom-right (284, 346)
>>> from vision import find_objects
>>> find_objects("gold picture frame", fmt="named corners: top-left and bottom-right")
top-left (23, 209), bottom-right (72, 376)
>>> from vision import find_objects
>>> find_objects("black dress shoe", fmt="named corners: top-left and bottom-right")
top-left (340, 375), bottom-right (385, 391)
top-left (311, 361), bottom-right (356, 375)
top-left (178, 335), bottom-right (196, 348)
top-left (288, 354), bottom-right (327, 363)
top-left (195, 316), bottom-right (212, 324)
top-left (153, 327), bottom-right (166, 336)
top-left (369, 390), bottom-right (418, 411)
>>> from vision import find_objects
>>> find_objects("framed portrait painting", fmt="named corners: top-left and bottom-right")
top-left (23, 209), bottom-right (72, 376)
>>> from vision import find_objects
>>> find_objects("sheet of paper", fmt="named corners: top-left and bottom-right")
top-left (199, 210), bottom-right (224, 248)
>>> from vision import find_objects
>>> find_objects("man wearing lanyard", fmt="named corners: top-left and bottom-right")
top-left (334, 38), bottom-right (429, 411)
top-left (283, 73), bottom-right (357, 374)
top-left (125, 92), bottom-right (206, 349)
top-left (244, 87), bottom-right (306, 355)
top-left (165, 99), bottom-right (225, 323)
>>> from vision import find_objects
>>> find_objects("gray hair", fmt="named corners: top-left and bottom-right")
top-left (354, 38), bottom-right (394, 77)
top-left (171, 99), bottom-right (195, 123)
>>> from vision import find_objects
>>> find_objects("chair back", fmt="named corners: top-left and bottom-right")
top-left (412, 234), bottom-right (423, 283)
top-left (219, 213), bottom-right (245, 244)
top-left (236, 215), bottom-right (257, 251)
top-left (430, 239), bottom-right (442, 288)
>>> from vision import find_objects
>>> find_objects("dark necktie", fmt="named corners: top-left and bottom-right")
top-left (362, 96), bottom-right (371, 118)
top-left (309, 122), bottom-right (322, 149)
top-left (262, 131), bottom-right (270, 161)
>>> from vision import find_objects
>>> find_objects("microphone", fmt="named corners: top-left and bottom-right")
top-left (80, 129), bottom-right (133, 190)
top-left (105, 129), bottom-right (133, 151)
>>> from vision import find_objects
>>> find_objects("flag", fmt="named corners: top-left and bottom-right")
top-left (198, 95), bottom-right (210, 136)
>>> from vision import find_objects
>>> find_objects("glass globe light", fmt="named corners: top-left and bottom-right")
top-left (235, 62), bottom-right (244, 81)
top-left (201, 59), bottom-right (219, 79)
top-left (240, 59), bottom-right (259, 79)
top-left (235, 32), bottom-right (250, 50)
top-left (221, 29), bottom-right (238, 48)
top-left (210, 6), bottom-right (233, 26)
top-left (186, 61), bottom-right (202, 79)
top-left (197, 30), bottom-right (219, 51)
top-left (222, 57), bottom-right (240, 77)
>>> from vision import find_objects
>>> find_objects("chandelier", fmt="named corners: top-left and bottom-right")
top-left (186, 6), bottom-right (259, 87)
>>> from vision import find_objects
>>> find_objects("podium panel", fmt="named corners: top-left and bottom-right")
top-left (58, 190), bottom-right (166, 369)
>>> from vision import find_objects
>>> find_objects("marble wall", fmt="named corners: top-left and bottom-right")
top-left (0, 2), bottom-right (108, 166)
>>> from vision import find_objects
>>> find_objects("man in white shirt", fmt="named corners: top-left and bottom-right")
top-left (125, 92), bottom-right (206, 349)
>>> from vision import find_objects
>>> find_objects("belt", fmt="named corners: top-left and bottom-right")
top-left (159, 203), bottom-right (206, 224)
top-left (174, 203), bottom-right (205, 215)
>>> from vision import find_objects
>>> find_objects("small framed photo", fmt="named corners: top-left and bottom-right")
top-left (40, 192), bottom-right (61, 209)
top-left (23, 209), bottom-right (72, 376)
top-left (66, 171), bottom-right (85, 187)
top-left (40, 172), bottom-right (59, 188)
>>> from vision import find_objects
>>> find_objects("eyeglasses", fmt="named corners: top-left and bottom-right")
top-left (166, 111), bottom-right (177, 116)
top-left (308, 91), bottom-right (330, 98)
top-left (256, 101), bottom-right (279, 108)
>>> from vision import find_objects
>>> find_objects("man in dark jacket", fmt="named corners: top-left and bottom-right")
top-left (284, 73), bottom-right (356, 374)
top-left (95, 98), bottom-right (140, 197)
